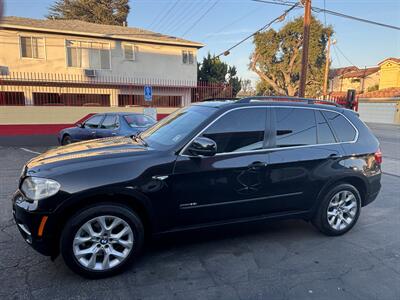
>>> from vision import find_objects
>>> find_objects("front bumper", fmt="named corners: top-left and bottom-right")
top-left (12, 191), bottom-right (55, 256)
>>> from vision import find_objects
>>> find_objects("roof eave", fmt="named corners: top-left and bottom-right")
top-left (378, 58), bottom-right (400, 66)
top-left (0, 23), bottom-right (204, 48)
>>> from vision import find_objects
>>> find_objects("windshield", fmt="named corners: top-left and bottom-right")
top-left (140, 105), bottom-right (216, 149)
top-left (124, 114), bottom-right (156, 128)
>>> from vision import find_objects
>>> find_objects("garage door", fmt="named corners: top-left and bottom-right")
top-left (358, 102), bottom-right (396, 124)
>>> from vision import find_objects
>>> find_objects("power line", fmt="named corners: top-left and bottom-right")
top-left (251, 0), bottom-right (400, 31)
top-left (332, 44), bottom-right (342, 66)
top-left (166, 0), bottom-right (207, 34)
top-left (147, 1), bottom-right (175, 29)
top-left (333, 44), bottom-right (358, 67)
top-left (216, 2), bottom-right (299, 58)
top-left (182, 0), bottom-right (221, 37)
top-left (163, 0), bottom-right (199, 33)
top-left (151, 0), bottom-right (182, 31)
top-left (203, 6), bottom-right (260, 42)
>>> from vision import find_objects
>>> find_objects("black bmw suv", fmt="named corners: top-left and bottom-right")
top-left (12, 97), bottom-right (382, 278)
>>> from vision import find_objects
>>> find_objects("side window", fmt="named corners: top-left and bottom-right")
top-left (182, 50), bottom-right (194, 64)
top-left (123, 44), bottom-right (136, 61)
top-left (275, 108), bottom-right (316, 147)
top-left (322, 111), bottom-right (357, 142)
top-left (202, 108), bottom-right (267, 153)
top-left (100, 115), bottom-right (118, 129)
top-left (84, 115), bottom-right (103, 129)
top-left (316, 110), bottom-right (336, 144)
top-left (20, 36), bottom-right (45, 59)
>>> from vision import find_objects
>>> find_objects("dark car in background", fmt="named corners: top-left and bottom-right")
top-left (58, 113), bottom-right (156, 145)
top-left (13, 97), bottom-right (382, 278)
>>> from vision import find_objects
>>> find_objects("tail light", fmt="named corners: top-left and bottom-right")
top-left (374, 148), bottom-right (382, 164)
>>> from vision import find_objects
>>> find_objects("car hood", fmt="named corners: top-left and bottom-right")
top-left (26, 136), bottom-right (149, 169)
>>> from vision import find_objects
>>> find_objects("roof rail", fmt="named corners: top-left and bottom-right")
top-left (237, 96), bottom-right (341, 107)
top-left (201, 97), bottom-right (240, 102)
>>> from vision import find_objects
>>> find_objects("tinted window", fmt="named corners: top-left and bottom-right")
top-left (275, 108), bottom-right (316, 147)
top-left (323, 111), bottom-right (357, 142)
top-left (202, 108), bottom-right (266, 153)
top-left (316, 111), bottom-right (336, 144)
top-left (84, 115), bottom-right (103, 129)
top-left (124, 114), bottom-right (155, 128)
top-left (101, 115), bottom-right (117, 129)
top-left (141, 106), bottom-right (216, 149)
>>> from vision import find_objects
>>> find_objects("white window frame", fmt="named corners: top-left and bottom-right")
top-left (19, 35), bottom-right (46, 60)
top-left (182, 49), bottom-right (195, 65)
top-left (123, 43), bottom-right (137, 61)
top-left (65, 39), bottom-right (112, 70)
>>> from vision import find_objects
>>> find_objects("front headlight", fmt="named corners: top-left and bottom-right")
top-left (21, 177), bottom-right (61, 201)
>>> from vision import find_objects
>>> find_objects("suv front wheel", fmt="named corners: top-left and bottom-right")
top-left (60, 203), bottom-right (144, 278)
top-left (313, 183), bottom-right (361, 236)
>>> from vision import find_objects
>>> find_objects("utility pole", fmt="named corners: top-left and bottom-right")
top-left (361, 66), bottom-right (367, 93)
top-left (298, 0), bottom-right (311, 97)
top-left (323, 35), bottom-right (331, 99)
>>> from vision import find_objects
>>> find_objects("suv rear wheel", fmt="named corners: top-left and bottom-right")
top-left (60, 204), bottom-right (144, 278)
top-left (313, 183), bottom-right (361, 236)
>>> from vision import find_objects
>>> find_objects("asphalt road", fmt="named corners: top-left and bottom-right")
top-left (0, 123), bottom-right (399, 300)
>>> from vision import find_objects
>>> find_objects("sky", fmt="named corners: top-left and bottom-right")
top-left (3, 0), bottom-right (400, 83)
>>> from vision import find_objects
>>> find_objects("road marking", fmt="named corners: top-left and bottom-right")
top-left (20, 148), bottom-right (41, 155)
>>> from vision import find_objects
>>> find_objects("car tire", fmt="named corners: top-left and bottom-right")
top-left (312, 183), bottom-right (361, 236)
top-left (60, 203), bottom-right (144, 278)
top-left (61, 135), bottom-right (72, 145)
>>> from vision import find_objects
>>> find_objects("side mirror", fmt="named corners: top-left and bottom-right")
top-left (187, 137), bottom-right (217, 157)
top-left (76, 123), bottom-right (83, 128)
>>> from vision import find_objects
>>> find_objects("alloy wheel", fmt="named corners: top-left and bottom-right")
top-left (73, 216), bottom-right (134, 271)
top-left (327, 190), bottom-right (358, 231)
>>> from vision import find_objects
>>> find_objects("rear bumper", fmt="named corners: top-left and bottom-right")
top-left (363, 190), bottom-right (380, 207)
top-left (363, 173), bottom-right (382, 207)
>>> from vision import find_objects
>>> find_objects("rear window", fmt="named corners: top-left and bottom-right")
top-left (316, 110), bottom-right (336, 144)
top-left (322, 111), bottom-right (357, 142)
top-left (202, 107), bottom-right (267, 153)
top-left (101, 115), bottom-right (118, 129)
top-left (124, 114), bottom-right (155, 128)
top-left (274, 108), bottom-right (317, 147)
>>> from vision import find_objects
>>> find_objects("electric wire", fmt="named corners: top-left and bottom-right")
top-left (182, 0), bottom-right (221, 37)
top-left (151, 0), bottom-right (182, 31)
top-left (251, 0), bottom-right (400, 31)
top-left (215, 2), bottom-right (299, 58)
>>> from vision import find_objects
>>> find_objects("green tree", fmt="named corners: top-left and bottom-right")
top-left (251, 16), bottom-right (333, 97)
top-left (198, 53), bottom-right (242, 96)
top-left (227, 66), bottom-right (242, 96)
top-left (47, 0), bottom-right (130, 26)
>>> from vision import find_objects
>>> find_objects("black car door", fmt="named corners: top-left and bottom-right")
top-left (173, 107), bottom-right (272, 226)
top-left (264, 107), bottom-right (345, 213)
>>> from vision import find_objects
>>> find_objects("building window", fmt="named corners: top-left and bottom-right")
top-left (20, 36), bottom-right (45, 59)
top-left (123, 44), bottom-right (136, 61)
top-left (66, 40), bottom-right (111, 70)
top-left (182, 50), bottom-right (194, 64)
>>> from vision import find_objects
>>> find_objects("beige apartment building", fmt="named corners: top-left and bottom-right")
top-left (0, 16), bottom-right (203, 108)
